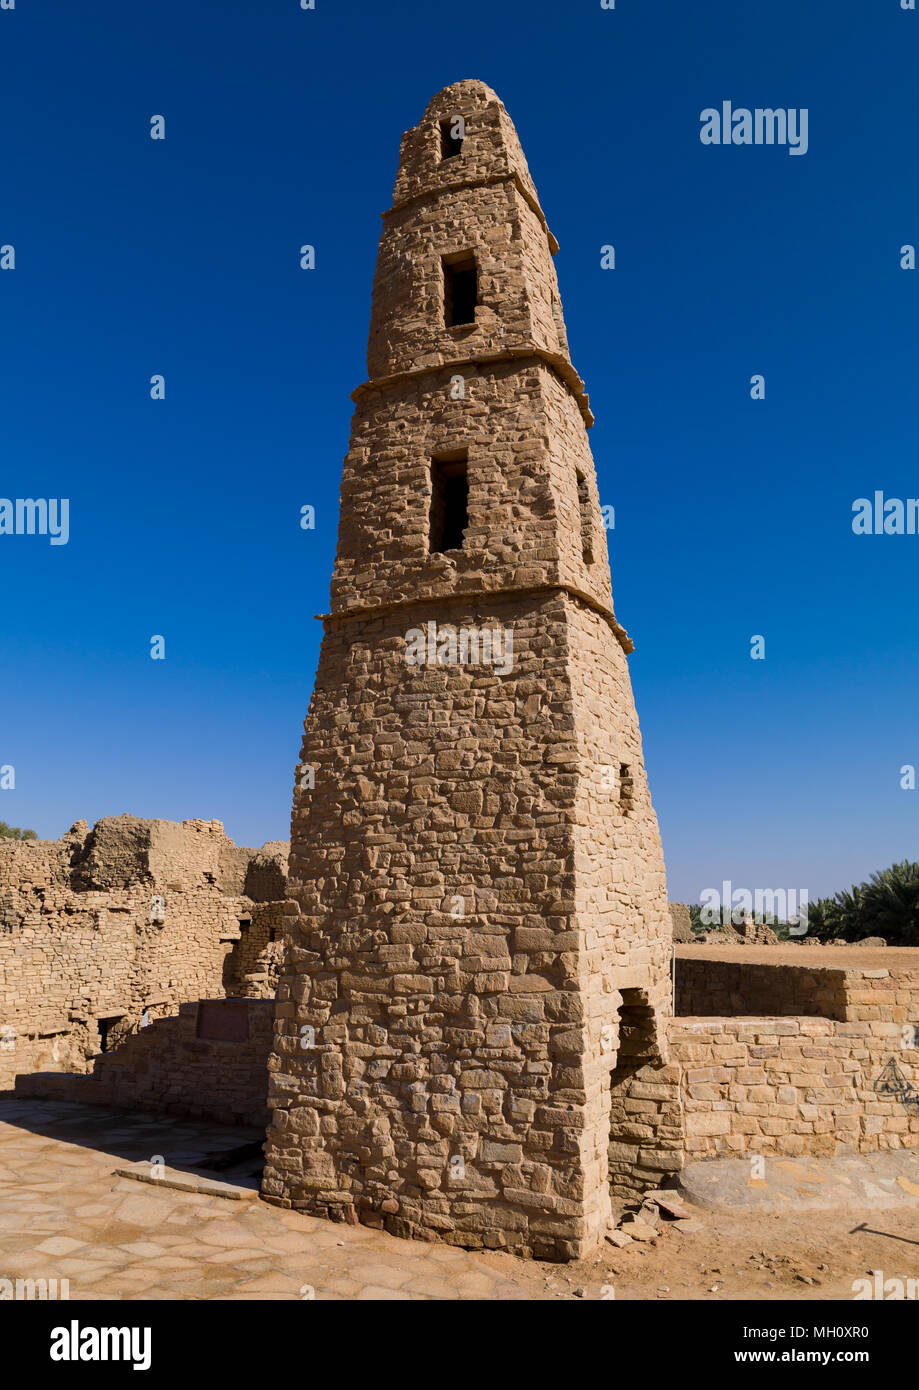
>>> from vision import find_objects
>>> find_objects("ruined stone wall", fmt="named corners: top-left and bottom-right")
top-left (608, 1061), bottom-right (684, 1201)
top-left (0, 817), bottom-right (288, 1089)
top-left (669, 904), bottom-right (693, 943)
top-left (17, 999), bottom-right (274, 1128)
top-left (233, 900), bottom-right (292, 998)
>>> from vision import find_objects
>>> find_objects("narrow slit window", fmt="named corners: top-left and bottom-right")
top-left (576, 470), bottom-right (594, 564)
top-left (439, 117), bottom-right (464, 160)
top-left (430, 452), bottom-right (469, 553)
top-left (443, 254), bottom-right (477, 327)
top-left (619, 763), bottom-right (634, 816)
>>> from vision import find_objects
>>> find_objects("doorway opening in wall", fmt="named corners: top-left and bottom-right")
top-left (97, 1016), bottom-right (125, 1054)
top-left (610, 989), bottom-right (659, 1085)
top-left (608, 987), bottom-right (664, 1200)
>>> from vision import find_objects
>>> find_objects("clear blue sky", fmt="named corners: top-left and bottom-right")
top-left (1, 0), bottom-right (916, 904)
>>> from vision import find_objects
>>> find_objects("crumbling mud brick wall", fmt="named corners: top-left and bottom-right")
top-left (262, 81), bottom-right (672, 1263)
top-left (17, 998), bottom-right (275, 1128)
top-left (0, 817), bottom-right (288, 1088)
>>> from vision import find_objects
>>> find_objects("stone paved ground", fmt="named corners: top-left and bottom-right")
top-left (678, 1150), bottom-right (919, 1212)
top-left (4, 1096), bottom-right (919, 1302)
top-left (0, 1098), bottom-right (562, 1301)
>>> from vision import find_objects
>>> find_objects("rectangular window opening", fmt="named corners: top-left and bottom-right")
top-left (576, 470), bottom-right (594, 565)
top-left (439, 118), bottom-right (464, 160)
top-left (619, 763), bottom-right (634, 816)
top-left (430, 451), bottom-right (469, 554)
top-left (443, 254), bottom-right (477, 327)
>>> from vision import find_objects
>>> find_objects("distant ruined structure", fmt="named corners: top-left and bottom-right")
top-left (260, 81), bottom-right (674, 1261)
top-left (0, 816), bottom-right (288, 1092)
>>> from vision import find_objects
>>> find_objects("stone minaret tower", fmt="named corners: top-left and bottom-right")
top-left (262, 81), bottom-right (673, 1261)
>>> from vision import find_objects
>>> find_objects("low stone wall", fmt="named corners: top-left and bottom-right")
top-left (675, 948), bottom-right (919, 1023)
top-left (15, 998), bottom-right (275, 1128)
top-left (675, 957), bottom-right (850, 1019)
top-left (672, 1015), bottom-right (919, 1159)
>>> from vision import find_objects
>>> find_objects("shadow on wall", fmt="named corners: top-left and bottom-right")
top-left (14, 999), bottom-right (276, 1132)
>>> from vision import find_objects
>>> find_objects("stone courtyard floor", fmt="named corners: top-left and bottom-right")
top-left (3, 1095), bottom-right (919, 1301)
top-left (0, 1097), bottom-right (559, 1300)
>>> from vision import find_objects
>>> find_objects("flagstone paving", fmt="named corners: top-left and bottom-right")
top-left (0, 1098), bottom-right (564, 1300)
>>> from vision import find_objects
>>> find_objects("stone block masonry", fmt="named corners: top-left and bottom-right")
top-left (675, 946), bottom-right (919, 1023)
top-left (606, 953), bottom-right (919, 1168)
top-left (17, 998), bottom-right (275, 1128)
top-left (672, 1011), bottom-right (919, 1159)
top-left (262, 81), bottom-right (672, 1261)
top-left (676, 956), bottom-right (850, 1019)
top-left (0, 816), bottom-right (289, 1089)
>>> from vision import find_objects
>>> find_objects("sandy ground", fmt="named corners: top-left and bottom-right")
top-left (532, 1204), bottom-right (919, 1300)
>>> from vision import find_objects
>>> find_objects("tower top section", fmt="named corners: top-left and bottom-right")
top-left (360, 81), bottom-right (591, 425)
top-left (332, 81), bottom-right (628, 646)
top-left (388, 81), bottom-right (556, 253)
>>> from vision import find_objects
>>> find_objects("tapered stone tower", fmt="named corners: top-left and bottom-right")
top-left (261, 81), bottom-right (673, 1261)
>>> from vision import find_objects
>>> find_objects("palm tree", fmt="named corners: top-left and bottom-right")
top-left (860, 860), bottom-right (919, 945)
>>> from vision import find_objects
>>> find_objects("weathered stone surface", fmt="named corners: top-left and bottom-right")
top-left (618, 1217), bottom-right (657, 1241)
top-left (0, 817), bottom-right (288, 1088)
top-left (16, 999), bottom-right (275, 1127)
top-left (261, 79), bottom-right (672, 1262)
